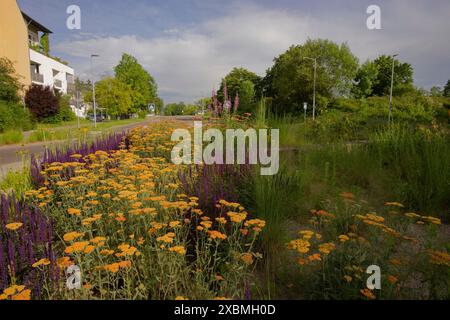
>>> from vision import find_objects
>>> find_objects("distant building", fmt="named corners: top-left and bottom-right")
top-left (0, 0), bottom-right (75, 96)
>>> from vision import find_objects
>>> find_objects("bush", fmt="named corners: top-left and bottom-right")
top-left (41, 94), bottom-right (76, 123)
top-left (0, 57), bottom-right (22, 103)
top-left (0, 100), bottom-right (34, 133)
top-left (25, 85), bottom-right (59, 122)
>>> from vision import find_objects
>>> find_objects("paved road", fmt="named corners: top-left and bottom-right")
top-left (0, 116), bottom-right (195, 178)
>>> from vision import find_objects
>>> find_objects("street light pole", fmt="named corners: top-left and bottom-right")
top-left (90, 54), bottom-right (99, 128)
top-left (304, 57), bottom-right (317, 120)
top-left (388, 54), bottom-right (398, 124)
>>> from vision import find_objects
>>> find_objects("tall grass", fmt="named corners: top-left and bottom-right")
top-left (0, 130), bottom-right (23, 145)
top-left (369, 124), bottom-right (450, 218)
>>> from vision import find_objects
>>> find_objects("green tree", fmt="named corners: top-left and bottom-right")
top-left (352, 60), bottom-right (378, 98)
top-left (164, 102), bottom-right (185, 116)
top-left (238, 80), bottom-right (256, 113)
top-left (429, 86), bottom-right (442, 97)
top-left (95, 77), bottom-right (133, 118)
top-left (0, 57), bottom-right (22, 103)
top-left (371, 55), bottom-right (414, 96)
top-left (265, 39), bottom-right (359, 114)
top-left (218, 67), bottom-right (260, 103)
top-left (443, 80), bottom-right (450, 97)
top-left (154, 96), bottom-right (164, 115)
top-left (114, 53), bottom-right (157, 111)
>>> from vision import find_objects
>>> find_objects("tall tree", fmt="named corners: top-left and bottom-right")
top-left (443, 80), bottom-right (450, 97)
top-left (352, 60), bottom-right (378, 98)
top-left (370, 55), bottom-right (414, 96)
top-left (264, 39), bottom-right (359, 114)
top-left (114, 53), bottom-right (158, 111)
top-left (217, 68), bottom-right (261, 112)
top-left (95, 77), bottom-right (133, 118)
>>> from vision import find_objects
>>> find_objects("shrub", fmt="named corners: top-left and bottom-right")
top-left (25, 85), bottom-right (59, 122)
top-left (0, 57), bottom-right (22, 103)
top-left (0, 100), bottom-right (34, 133)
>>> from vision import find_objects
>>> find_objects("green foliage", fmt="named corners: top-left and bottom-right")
top-left (370, 55), bottom-right (414, 96)
top-left (0, 57), bottom-right (22, 103)
top-left (444, 80), bottom-right (450, 97)
top-left (183, 104), bottom-right (199, 115)
top-left (164, 102), bottom-right (185, 115)
top-left (218, 67), bottom-right (260, 103)
top-left (114, 53), bottom-right (158, 111)
top-left (369, 125), bottom-right (450, 217)
top-left (56, 95), bottom-right (76, 122)
top-left (0, 100), bottom-right (34, 133)
top-left (40, 33), bottom-right (50, 55)
top-left (352, 60), bottom-right (378, 98)
top-left (95, 77), bottom-right (134, 118)
top-left (0, 169), bottom-right (31, 194)
top-left (0, 130), bottom-right (23, 145)
top-left (266, 39), bottom-right (359, 114)
top-left (237, 80), bottom-right (256, 114)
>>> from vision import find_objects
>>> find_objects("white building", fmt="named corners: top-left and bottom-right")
top-left (23, 12), bottom-right (75, 95)
top-left (29, 49), bottom-right (75, 95)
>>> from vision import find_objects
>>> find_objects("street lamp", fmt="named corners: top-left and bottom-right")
top-left (90, 54), bottom-right (99, 128)
top-left (303, 102), bottom-right (307, 121)
top-left (304, 57), bottom-right (317, 120)
top-left (388, 54), bottom-right (398, 123)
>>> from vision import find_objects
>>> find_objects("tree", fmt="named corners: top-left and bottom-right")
top-left (429, 86), bottom-right (443, 97)
top-left (443, 80), bottom-right (450, 97)
top-left (164, 102), bottom-right (185, 116)
top-left (95, 77), bottom-right (133, 118)
top-left (0, 57), bottom-right (22, 103)
top-left (352, 61), bottom-right (378, 98)
top-left (25, 84), bottom-right (59, 121)
top-left (370, 55), bottom-right (414, 96)
top-left (264, 39), bottom-right (359, 114)
top-left (218, 67), bottom-right (260, 103)
top-left (114, 53), bottom-right (157, 111)
top-left (238, 80), bottom-right (256, 113)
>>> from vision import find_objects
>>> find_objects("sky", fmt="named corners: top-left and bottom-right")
top-left (17, 0), bottom-right (450, 103)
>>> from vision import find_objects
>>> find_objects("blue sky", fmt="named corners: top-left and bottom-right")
top-left (17, 0), bottom-right (450, 103)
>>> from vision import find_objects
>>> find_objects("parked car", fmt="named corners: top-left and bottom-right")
top-left (86, 114), bottom-right (105, 122)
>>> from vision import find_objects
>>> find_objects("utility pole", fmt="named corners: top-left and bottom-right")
top-left (388, 54), bottom-right (398, 123)
top-left (76, 90), bottom-right (80, 129)
top-left (90, 54), bottom-right (99, 128)
top-left (304, 57), bottom-right (317, 120)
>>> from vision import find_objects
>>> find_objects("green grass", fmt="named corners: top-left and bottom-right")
top-left (0, 118), bottom-right (147, 146)
top-left (0, 168), bottom-right (32, 194)
top-left (0, 130), bottom-right (24, 145)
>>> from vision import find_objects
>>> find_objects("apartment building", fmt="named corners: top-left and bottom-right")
top-left (23, 12), bottom-right (75, 95)
top-left (0, 0), bottom-right (75, 95)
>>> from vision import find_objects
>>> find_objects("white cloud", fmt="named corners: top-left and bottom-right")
top-left (55, 1), bottom-right (450, 103)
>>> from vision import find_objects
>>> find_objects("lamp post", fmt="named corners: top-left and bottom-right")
top-left (90, 54), bottom-right (99, 128)
top-left (388, 54), bottom-right (398, 123)
top-left (304, 57), bottom-right (317, 120)
top-left (303, 102), bottom-right (307, 121)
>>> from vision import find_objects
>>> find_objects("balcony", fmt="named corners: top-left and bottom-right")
top-left (67, 83), bottom-right (76, 94)
top-left (31, 73), bottom-right (44, 83)
top-left (54, 79), bottom-right (62, 88)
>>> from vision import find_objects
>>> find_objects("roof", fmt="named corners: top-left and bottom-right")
top-left (21, 11), bottom-right (53, 34)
